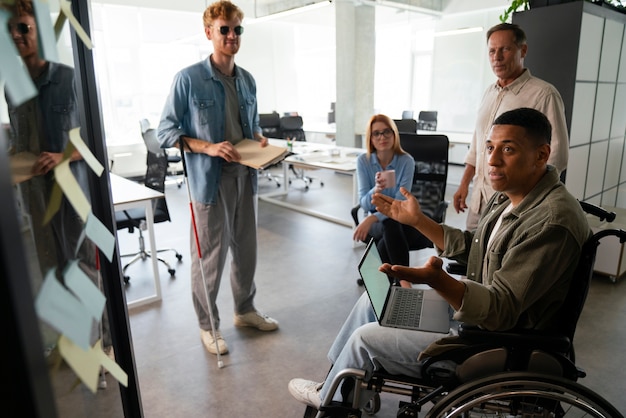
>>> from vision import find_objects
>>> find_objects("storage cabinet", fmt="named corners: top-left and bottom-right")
top-left (514, 1), bottom-right (626, 208)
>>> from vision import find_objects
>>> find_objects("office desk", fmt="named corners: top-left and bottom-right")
top-left (259, 139), bottom-right (361, 228)
top-left (110, 173), bottom-right (164, 309)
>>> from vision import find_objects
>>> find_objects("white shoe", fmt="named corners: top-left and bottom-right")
top-left (234, 310), bottom-right (279, 331)
top-left (288, 378), bottom-right (323, 409)
top-left (200, 329), bottom-right (228, 355)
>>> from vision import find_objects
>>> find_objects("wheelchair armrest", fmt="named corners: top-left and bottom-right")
top-left (351, 204), bottom-right (361, 226)
top-left (445, 262), bottom-right (467, 276)
top-left (458, 324), bottom-right (571, 353)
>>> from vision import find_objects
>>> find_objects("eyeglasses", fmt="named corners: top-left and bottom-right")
top-left (7, 22), bottom-right (32, 35)
top-left (372, 128), bottom-right (393, 139)
top-left (217, 25), bottom-right (244, 36)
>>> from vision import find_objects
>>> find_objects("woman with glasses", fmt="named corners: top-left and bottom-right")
top-left (354, 114), bottom-right (428, 280)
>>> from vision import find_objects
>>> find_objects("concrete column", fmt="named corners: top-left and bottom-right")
top-left (335, 0), bottom-right (375, 148)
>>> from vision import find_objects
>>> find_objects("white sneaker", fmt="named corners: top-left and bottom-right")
top-left (288, 378), bottom-right (323, 409)
top-left (200, 329), bottom-right (228, 355)
top-left (234, 310), bottom-right (279, 331)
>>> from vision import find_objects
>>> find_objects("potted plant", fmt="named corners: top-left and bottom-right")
top-left (500, 0), bottom-right (626, 22)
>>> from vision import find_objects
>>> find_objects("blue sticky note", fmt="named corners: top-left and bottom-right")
top-left (85, 212), bottom-right (115, 262)
top-left (64, 260), bottom-right (106, 322)
top-left (0, 11), bottom-right (38, 106)
top-left (33, 0), bottom-right (59, 62)
top-left (35, 269), bottom-right (93, 351)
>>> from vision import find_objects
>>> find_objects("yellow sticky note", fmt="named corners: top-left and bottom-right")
top-left (58, 0), bottom-right (93, 49)
top-left (69, 128), bottom-right (104, 176)
top-left (54, 158), bottom-right (91, 223)
top-left (58, 336), bottom-right (101, 393)
top-left (97, 343), bottom-right (128, 387)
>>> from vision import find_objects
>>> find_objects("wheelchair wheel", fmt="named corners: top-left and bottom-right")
top-left (426, 372), bottom-right (622, 418)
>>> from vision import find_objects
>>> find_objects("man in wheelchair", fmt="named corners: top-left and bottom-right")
top-left (288, 108), bottom-right (621, 417)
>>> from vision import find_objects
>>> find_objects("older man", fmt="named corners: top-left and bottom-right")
top-left (453, 23), bottom-right (569, 230)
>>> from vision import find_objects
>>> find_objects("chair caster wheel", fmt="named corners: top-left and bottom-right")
top-left (168, 269), bottom-right (176, 277)
top-left (123, 276), bottom-right (130, 284)
top-left (276, 183), bottom-right (281, 188)
top-left (176, 253), bottom-right (183, 261)
top-left (320, 181), bottom-right (325, 187)
top-left (357, 278), bottom-right (364, 286)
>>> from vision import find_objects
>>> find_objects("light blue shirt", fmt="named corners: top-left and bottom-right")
top-left (157, 57), bottom-right (262, 204)
top-left (356, 152), bottom-right (415, 222)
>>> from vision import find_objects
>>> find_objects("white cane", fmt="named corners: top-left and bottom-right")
top-left (179, 138), bottom-right (224, 368)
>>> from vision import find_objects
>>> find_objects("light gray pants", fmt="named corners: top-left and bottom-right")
top-left (191, 170), bottom-right (257, 331)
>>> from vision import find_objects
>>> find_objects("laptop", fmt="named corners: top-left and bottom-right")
top-left (358, 239), bottom-right (451, 333)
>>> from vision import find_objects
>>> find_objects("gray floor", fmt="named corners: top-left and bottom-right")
top-left (93, 165), bottom-right (625, 417)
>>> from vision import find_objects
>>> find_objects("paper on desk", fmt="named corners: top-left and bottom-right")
top-left (10, 152), bottom-right (38, 184)
top-left (234, 139), bottom-right (289, 170)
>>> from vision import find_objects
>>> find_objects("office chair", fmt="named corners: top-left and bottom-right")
top-left (140, 118), bottom-right (183, 188)
top-left (401, 110), bottom-right (414, 120)
top-left (280, 115), bottom-right (320, 190)
top-left (393, 118), bottom-right (418, 133)
top-left (417, 110), bottom-right (438, 131)
top-left (351, 133), bottom-right (449, 284)
top-left (305, 202), bottom-right (626, 418)
top-left (115, 128), bottom-right (182, 284)
top-left (258, 112), bottom-right (283, 187)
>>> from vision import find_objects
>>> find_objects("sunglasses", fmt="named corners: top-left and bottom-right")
top-left (7, 22), bottom-right (32, 35)
top-left (217, 25), bottom-right (244, 36)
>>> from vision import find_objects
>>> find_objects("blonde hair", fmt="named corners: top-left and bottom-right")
top-left (365, 114), bottom-right (405, 158)
top-left (203, 0), bottom-right (244, 27)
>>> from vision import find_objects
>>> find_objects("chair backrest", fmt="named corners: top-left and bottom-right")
top-left (417, 111), bottom-right (438, 131)
top-left (393, 118), bottom-right (418, 134)
top-left (259, 112), bottom-right (281, 138)
top-left (139, 118), bottom-right (151, 135)
top-left (401, 110), bottom-right (414, 119)
top-left (399, 133), bottom-right (449, 223)
top-left (280, 115), bottom-right (306, 141)
top-left (141, 128), bottom-right (171, 222)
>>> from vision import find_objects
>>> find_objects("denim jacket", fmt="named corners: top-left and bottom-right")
top-left (7, 62), bottom-right (87, 194)
top-left (439, 166), bottom-right (591, 331)
top-left (157, 58), bottom-right (262, 204)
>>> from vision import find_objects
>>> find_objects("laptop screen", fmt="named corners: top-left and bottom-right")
top-left (358, 240), bottom-right (391, 318)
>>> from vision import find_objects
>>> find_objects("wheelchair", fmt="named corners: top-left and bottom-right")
top-left (303, 202), bottom-right (626, 418)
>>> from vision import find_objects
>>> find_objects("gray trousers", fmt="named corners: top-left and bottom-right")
top-left (191, 170), bottom-right (257, 331)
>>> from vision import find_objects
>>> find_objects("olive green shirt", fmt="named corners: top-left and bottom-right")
top-left (440, 166), bottom-right (591, 332)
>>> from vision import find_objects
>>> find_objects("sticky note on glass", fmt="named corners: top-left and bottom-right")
top-left (0, 10), bottom-right (38, 106)
top-left (35, 269), bottom-right (93, 350)
top-left (33, 0), bottom-right (59, 62)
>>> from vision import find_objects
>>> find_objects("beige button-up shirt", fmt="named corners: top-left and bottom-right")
top-left (466, 69), bottom-right (569, 217)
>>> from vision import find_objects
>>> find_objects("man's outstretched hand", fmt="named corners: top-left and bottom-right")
top-left (372, 187), bottom-right (421, 228)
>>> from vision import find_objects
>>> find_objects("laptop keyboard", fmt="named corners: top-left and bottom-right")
top-left (387, 288), bottom-right (423, 327)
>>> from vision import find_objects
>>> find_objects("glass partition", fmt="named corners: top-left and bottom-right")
top-left (1, 0), bottom-right (138, 415)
